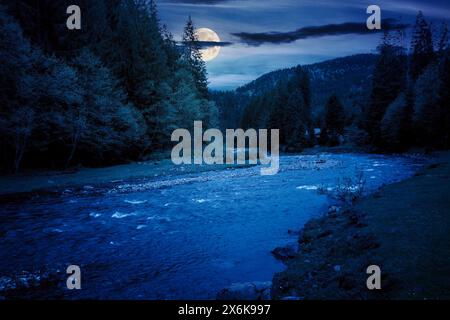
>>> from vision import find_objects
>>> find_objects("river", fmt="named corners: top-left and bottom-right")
top-left (0, 153), bottom-right (426, 299)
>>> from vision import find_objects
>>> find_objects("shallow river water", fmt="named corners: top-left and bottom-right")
top-left (0, 153), bottom-right (426, 299)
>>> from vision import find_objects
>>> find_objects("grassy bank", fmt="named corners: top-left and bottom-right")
top-left (0, 159), bottom-right (249, 196)
top-left (272, 151), bottom-right (450, 300)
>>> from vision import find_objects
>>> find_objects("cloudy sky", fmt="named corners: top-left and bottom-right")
top-left (157, 0), bottom-right (450, 90)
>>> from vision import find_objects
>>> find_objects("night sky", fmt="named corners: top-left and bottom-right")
top-left (158, 0), bottom-right (450, 90)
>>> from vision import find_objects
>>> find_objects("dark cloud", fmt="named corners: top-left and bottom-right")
top-left (196, 41), bottom-right (233, 48)
top-left (233, 19), bottom-right (409, 46)
top-left (178, 41), bottom-right (233, 48)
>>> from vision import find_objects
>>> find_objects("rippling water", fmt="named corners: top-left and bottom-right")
top-left (0, 154), bottom-right (426, 299)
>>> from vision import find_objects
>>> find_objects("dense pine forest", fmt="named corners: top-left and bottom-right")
top-left (217, 12), bottom-right (450, 153)
top-left (1, 2), bottom-right (449, 174)
top-left (0, 0), bottom-right (217, 172)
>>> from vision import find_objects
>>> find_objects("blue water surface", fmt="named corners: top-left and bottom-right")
top-left (0, 154), bottom-right (426, 299)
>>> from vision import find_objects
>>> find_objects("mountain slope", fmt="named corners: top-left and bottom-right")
top-left (213, 54), bottom-right (378, 128)
top-left (238, 54), bottom-right (377, 117)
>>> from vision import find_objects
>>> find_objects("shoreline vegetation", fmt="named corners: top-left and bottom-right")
top-left (0, 157), bottom-right (250, 197)
top-left (271, 151), bottom-right (450, 300)
top-left (1, 2), bottom-right (217, 173)
top-left (2, 3), bottom-right (449, 175)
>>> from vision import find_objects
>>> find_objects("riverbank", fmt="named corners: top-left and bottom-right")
top-left (0, 160), bottom-right (250, 197)
top-left (0, 146), bottom-right (412, 196)
top-left (271, 151), bottom-right (450, 300)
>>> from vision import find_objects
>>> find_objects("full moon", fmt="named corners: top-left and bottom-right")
top-left (195, 28), bottom-right (221, 62)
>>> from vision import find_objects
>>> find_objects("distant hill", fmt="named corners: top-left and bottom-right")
top-left (211, 54), bottom-right (377, 128)
top-left (212, 54), bottom-right (378, 127)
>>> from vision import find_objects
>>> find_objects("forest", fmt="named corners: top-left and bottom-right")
top-left (0, 0), bottom-right (217, 172)
top-left (1, 2), bottom-right (449, 174)
top-left (235, 12), bottom-right (450, 153)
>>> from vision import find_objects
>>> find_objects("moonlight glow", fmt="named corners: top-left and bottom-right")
top-left (195, 28), bottom-right (221, 62)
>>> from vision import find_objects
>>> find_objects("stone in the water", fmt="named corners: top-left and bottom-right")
top-left (0, 276), bottom-right (16, 292)
top-left (0, 270), bottom-right (62, 299)
top-left (328, 205), bottom-right (340, 214)
top-left (217, 281), bottom-right (271, 300)
top-left (338, 274), bottom-right (356, 290)
top-left (271, 244), bottom-right (297, 262)
top-left (317, 229), bottom-right (333, 238)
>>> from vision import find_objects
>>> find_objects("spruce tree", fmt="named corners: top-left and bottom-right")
top-left (320, 94), bottom-right (346, 146)
top-left (365, 30), bottom-right (407, 147)
top-left (436, 49), bottom-right (450, 148)
top-left (380, 85), bottom-right (413, 151)
top-left (413, 63), bottom-right (441, 148)
top-left (410, 11), bottom-right (434, 81)
top-left (284, 89), bottom-right (306, 150)
top-left (182, 16), bottom-right (209, 99)
top-left (436, 22), bottom-right (449, 55)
